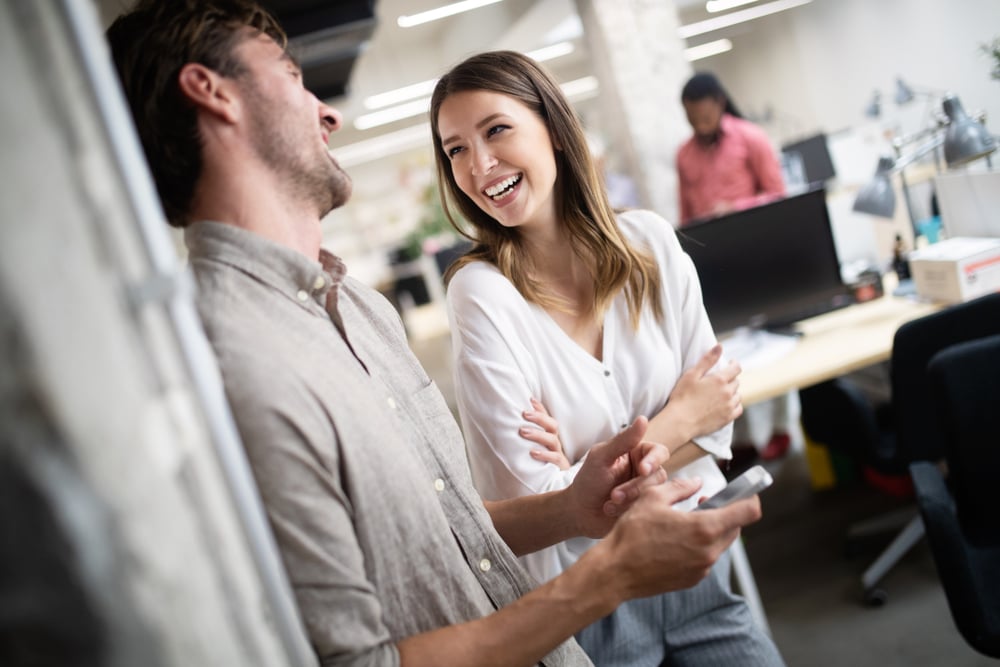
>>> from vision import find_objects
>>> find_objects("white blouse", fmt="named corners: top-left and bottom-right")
top-left (447, 209), bottom-right (732, 584)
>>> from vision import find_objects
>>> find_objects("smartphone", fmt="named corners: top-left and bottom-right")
top-left (694, 465), bottom-right (773, 511)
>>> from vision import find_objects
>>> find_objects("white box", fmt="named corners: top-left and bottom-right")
top-left (908, 237), bottom-right (1000, 304)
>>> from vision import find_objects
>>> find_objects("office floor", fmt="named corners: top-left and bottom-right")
top-left (409, 330), bottom-right (997, 667)
top-left (747, 453), bottom-right (996, 666)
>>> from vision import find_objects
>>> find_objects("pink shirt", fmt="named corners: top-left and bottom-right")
top-left (676, 113), bottom-right (786, 225)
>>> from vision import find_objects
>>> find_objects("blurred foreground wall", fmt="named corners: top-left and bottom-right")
top-left (0, 2), bottom-right (314, 665)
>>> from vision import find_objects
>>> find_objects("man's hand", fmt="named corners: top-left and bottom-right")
top-left (567, 417), bottom-right (670, 538)
top-left (589, 479), bottom-right (763, 599)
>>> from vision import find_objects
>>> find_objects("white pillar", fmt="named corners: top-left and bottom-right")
top-left (574, 0), bottom-right (692, 224)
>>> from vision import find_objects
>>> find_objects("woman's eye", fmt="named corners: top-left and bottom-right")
top-left (447, 146), bottom-right (464, 159)
top-left (487, 124), bottom-right (509, 137)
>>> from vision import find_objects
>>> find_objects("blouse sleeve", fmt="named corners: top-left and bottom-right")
top-left (635, 210), bottom-right (734, 460)
top-left (446, 265), bottom-right (583, 500)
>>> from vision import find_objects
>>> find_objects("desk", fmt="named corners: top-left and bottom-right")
top-left (739, 294), bottom-right (941, 405)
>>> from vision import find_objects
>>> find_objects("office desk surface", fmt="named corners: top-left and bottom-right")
top-left (738, 295), bottom-right (941, 405)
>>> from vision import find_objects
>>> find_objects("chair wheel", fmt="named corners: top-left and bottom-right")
top-left (864, 587), bottom-right (888, 607)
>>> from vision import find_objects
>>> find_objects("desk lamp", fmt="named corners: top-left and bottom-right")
top-left (853, 157), bottom-right (896, 217)
top-left (893, 77), bottom-right (942, 107)
top-left (942, 95), bottom-right (997, 166)
top-left (852, 94), bottom-right (997, 238)
top-left (894, 77), bottom-right (916, 105)
top-left (864, 90), bottom-right (882, 119)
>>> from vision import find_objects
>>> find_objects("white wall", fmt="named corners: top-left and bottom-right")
top-left (708, 0), bottom-right (1000, 144)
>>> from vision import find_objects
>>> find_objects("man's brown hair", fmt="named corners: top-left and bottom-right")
top-left (106, 0), bottom-right (286, 226)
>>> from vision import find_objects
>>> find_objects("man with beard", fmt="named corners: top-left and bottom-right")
top-left (675, 72), bottom-right (793, 464)
top-left (676, 72), bottom-right (786, 226)
top-left (106, 3), bottom-right (764, 666)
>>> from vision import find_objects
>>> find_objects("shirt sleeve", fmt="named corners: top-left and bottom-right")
top-left (447, 266), bottom-right (582, 500)
top-left (635, 211), bottom-right (734, 460)
top-left (731, 123), bottom-right (787, 211)
top-left (219, 350), bottom-right (400, 667)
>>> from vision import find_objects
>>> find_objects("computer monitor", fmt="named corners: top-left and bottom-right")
top-left (678, 187), bottom-right (853, 335)
top-left (781, 133), bottom-right (837, 186)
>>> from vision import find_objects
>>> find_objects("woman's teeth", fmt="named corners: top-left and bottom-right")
top-left (485, 174), bottom-right (522, 201)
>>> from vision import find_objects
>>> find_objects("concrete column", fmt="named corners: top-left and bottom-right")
top-left (574, 0), bottom-right (692, 224)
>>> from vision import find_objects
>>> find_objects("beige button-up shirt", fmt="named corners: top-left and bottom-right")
top-left (184, 221), bottom-right (590, 667)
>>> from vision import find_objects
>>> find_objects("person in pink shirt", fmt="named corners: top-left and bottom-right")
top-left (676, 72), bottom-right (793, 464)
top-left (676, 72), bottom-right (786, 226)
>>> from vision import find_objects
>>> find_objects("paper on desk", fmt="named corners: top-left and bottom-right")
top-left (720, 329), bottom-right (799, 371)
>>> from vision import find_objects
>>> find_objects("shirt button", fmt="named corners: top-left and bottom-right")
top-left (296, 289), bottom-right (309, 302)
top-left (621, 423), bottom-right (628, 429)
top-left (387, 397), bottom-right (397, 410)
top-left (478, 558), bottom-right (492, 572)
top-left (433, 478), bottom-right (445, 492)
top-left (313, 275), bottom-right (326, 290)
top-left (604, 369), bottom-right (611, 377)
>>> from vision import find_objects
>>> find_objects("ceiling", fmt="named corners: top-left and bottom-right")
top-left (93, 0), bottom-right (728, 163)
top-left (258, 0), bottom-right (377, 100)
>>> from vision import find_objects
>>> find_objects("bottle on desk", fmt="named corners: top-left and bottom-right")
top-left (892, 234), bottom-right (911, 281)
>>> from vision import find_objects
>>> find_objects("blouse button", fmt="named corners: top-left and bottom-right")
top-left (604, 369), bottom-right (611, 377)
top-left (296, 289), bottom-right (309, 302)
top-left (479, 558), bottom-right (492, 572)
top-left (313, 275), bottom-right (326, 290)
top-left (433, 478), bottom-right (445, 492)
top-left (387, 397), bottom-right (397, 410)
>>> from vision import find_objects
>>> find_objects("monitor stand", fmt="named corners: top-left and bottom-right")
top-left (719, 326), bottom-right (800, 371)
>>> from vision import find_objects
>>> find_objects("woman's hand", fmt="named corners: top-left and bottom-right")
top-left (520, 398), bottom-right (571, 470)
top-left (666, 344), bottom-right (743, 441)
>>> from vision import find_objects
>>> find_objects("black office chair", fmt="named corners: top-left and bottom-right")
top-left (910, 334), bottom-right (1000, 659)
top-left (798, 291), bottom-right (1000, 605)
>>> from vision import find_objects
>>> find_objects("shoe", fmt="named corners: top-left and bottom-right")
top-left (760, 432), bottom-right (791, 461)
top-left (862, 466), bottom-right (914, 499)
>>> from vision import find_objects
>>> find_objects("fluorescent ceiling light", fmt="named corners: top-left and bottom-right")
top-left (679, 0), bottom-right (812, 38)
top-left (361, 41), bottom-right (574, 112)
top-left (398, 0), bottom-right (503, 28)
top-left (355, 70), bottom-right (597, 131)
top-left (526, 41), bottom-right (575, 63)
top-left (354, 98), bottom-right (431, 130)
top-left (340, 77), bottom-right (601, 165)
top-left (560, 76), bottom-right (599, 101)
top-left (334, 124), bottom-right (431, 168)
top-left (684, 38), bottom-right (733, 61)
top-left (364, 79), bottom-right (437, 110)
top-left (706, 0), bottom-right (759, 13)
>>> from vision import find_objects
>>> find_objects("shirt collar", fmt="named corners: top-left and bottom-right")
top-left (184, 221), bottom-right (344, 308)
top-left (718, 112), bottom-right (737, 136)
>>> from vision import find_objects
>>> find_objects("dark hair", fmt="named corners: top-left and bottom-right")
top-left (681, 72), bottom-right (742, 119)
top-left (429, 51), bottom-right (662, 327)
top-left (106, 0), bottom-right (286, 226)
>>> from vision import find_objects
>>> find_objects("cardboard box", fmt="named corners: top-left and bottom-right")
top-left (908, 237), bottom-right (1000, 304)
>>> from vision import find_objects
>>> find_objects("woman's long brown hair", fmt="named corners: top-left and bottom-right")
top-left (429, 50), bottom-right (663, 328)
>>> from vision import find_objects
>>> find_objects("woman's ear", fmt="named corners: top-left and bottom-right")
top-left (178, 63), bottom-right (240, 123)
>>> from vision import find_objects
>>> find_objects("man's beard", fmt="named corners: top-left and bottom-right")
top-left (314, 155), bottom-right (353, 217)
top-left (256, 127), bottom-right (353, 217)
top-left (244, 87), bottom-right (353, 216)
